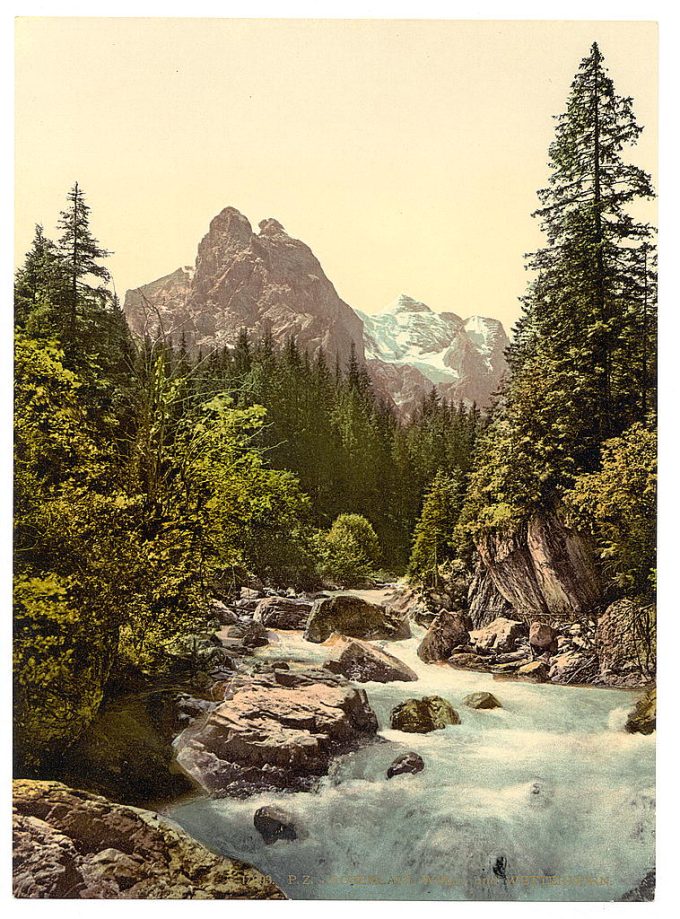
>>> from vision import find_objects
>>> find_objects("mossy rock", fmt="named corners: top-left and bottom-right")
top-left (625, 686), bottom-right (656, 735)
top-left (390, 696), bottom-right (460, 733)
top-left (463, 691), bottom-right (502, 710)
top-left (59, 691), bottom-right (195, 805)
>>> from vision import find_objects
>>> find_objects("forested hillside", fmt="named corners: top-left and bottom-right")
top-left (13, 43), bottom-right (656, 784)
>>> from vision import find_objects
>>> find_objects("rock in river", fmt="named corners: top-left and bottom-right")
top-left (386, 752), bottom-right (425, 779)
top-left (417, 610), bottom-right (469, 663)
top-left (463, 691), bottom-right (502, 710)
top-left (253, 596), bottom-right (312, 630)
top-left (253, 805), bottom-right (298, 844)
top-left (390, 696), bottom-right (460, 733)
top-left (625, 685), bottom-right (656, 735)
top-left (12, 779), bottom-right (283, 899)
top-left (304, 594), bottom-right (411, 643)
top-left (323, 635), bottom-right (418, 683)
top-left (174, 667), bottom-right (379, 796)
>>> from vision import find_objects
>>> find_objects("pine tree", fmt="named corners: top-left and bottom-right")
top-left (57, 182), bottom-right (112, 343)
top-left (14, 225), bottom-right (64, 326)
top-left (521, 42), bottom-right (655, 449)
top-left (408, 470), bottom-right (464, 586)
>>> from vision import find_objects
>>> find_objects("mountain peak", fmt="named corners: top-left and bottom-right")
top-left (258, 217), bottom-right (287, 237)
top-left (388, 294), bottom-right (432, 315)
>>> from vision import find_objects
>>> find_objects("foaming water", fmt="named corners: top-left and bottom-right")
top-left (164, 596), bottom-right (654, 901)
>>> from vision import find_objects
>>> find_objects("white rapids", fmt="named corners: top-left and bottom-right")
top-left (163, 591), bottom-right (655, 901)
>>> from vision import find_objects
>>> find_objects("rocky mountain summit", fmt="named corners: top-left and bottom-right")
top-left (360, 295), bottom-right (509, 412)
top-left (124, 206), bottom-right (365, 370)
top-left (124, 209), bottom-right (509, 414)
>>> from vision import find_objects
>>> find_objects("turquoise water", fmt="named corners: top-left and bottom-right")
top-left (164, 605), bottom-right (654, 901)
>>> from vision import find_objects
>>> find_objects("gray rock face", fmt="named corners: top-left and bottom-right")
top-left (253, 597), bottom-right (312, 630)
top-left (174, 667), bottom-right (378, 796)
top-left (467, 562), bottom-right (513, 628)
top-left (12, 780), bottom-right (283, 899)
top-left (124, 207), bottom-right (365, 370)
top-left (475, 511), bottom-right (602, 619)
top-left (417, 611), bottom-right (470, 662)
top-left (323, 635), bottom-right (418, 683)
top-left (304, 594), bottom-right (411, 644)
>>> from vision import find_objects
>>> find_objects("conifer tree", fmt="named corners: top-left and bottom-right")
top-left (408, 470), bottom-right (464, 586)
top-left (57, 182), bottom-right (112, 342)
top-left (518, 42), bottom-right (655, 449)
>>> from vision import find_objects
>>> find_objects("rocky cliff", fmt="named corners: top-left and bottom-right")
top-left (124, 214), bottom-right (509, 414)
top-left (124, 207), bottom-right (365, 370)
top-left (469, 511), bottom-right (602, 621)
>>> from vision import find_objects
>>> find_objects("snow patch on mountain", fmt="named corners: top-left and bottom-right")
top-left (359, 293), bottom-right (509, 413)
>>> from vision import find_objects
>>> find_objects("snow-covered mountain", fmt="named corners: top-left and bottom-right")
top-left (359, 294), bottom-right (509, 414)
top-left (123, 209), bottom-right (508, 419)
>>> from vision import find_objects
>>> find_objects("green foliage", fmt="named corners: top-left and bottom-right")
top-left (462, 43), bottom-right (657, 596)
top-left (316, 514), bottom-right (381, 587)
top-left (187, 334), bottom-right (482, 568)
top-left (408, 470), bottom-right (464, 586)
top-left (565, 423), bottom-right (656, 595)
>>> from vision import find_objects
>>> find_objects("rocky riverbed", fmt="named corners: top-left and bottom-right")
top-left (14, 585), bottom-right (656, 900)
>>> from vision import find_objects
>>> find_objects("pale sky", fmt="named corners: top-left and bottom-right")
top-left (14, 18), bottom-right (657, 332)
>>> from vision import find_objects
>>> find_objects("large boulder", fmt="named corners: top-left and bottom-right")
top-left (390, 696), bottom-right (460, 733)
top-left (515, 661), bottom-right (550, 683)
top-left (323, 635), bottom-right (417, 683)
top-left (383, 585), bottom-right (432, 627)
top-left (59, 691), bottom-right (204, 806)
top-left (12, 780), bottom-right (283, 899)
top-left (529, 621), bottom-right (558, 652)
top-left (476, 511), bottom-right (602, 618)
top-left (448, 652), bottom-right (494, 673)
top-left (304, 595), bottom-right (410, 644)
top-left (386, 752), bottom-right (425, 779)
top-left (253, 597), bottom-right (312, 630)
top-left (625, 686), bottom-right (656, 735)
top-left (417, 611), bottom-right (469, 663)
top-left (595, 599), bottom-right (656, 687)
top-left (175, 667), bottom-right (378, 796)
top-left (469, 617), bottom-right (527, 653)
top-left (548, 648), bottom-right (598, 684)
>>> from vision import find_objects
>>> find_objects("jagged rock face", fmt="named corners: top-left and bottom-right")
top-left (12, 780), bottom-right (283, 899)
top-left (475, 512), bottom-right (602, 619)
top-left (124, 207), bottom-right (365, 368)
top-left (467, 562), bottom-right (513, 628)
top-left (359, 294), bottom-right (509, 413)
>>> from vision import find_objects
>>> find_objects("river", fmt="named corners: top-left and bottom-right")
top-left (163, 589), bottom-right (655, 901)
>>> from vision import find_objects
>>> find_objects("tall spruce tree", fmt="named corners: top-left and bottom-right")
top-left (57, 182), bottom-right (112, 342)
top-left (516, 42), bottom-right (655, 449)
top-left (464, 43), bottom-right (657, 538)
